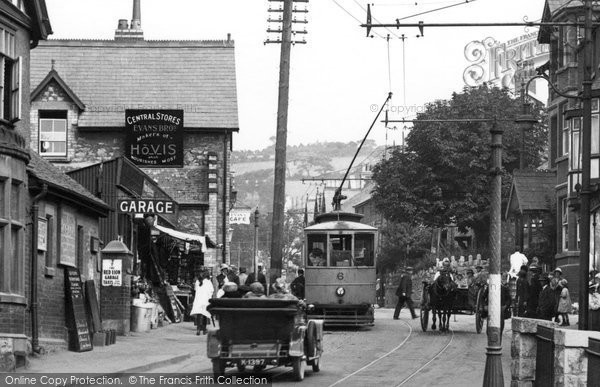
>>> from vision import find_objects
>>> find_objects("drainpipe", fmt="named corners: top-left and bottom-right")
top-left (31, 184), bottom-right (48, 354)
top-left (223, 133), bottom-right (228, 264)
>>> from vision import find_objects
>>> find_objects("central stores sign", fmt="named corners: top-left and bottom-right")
top-left (125, 109), bottom-right (184, 167)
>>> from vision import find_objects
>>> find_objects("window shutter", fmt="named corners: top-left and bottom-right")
top-left (11, 56), bottom-right (21, 121)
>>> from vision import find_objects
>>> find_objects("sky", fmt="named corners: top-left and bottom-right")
top-left (44, 0), bottom-right (547, 151)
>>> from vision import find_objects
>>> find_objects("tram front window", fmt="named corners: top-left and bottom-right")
top-left (307, 235), bottom-right (327, 266)
top-left (330, 235), bottom-right (352, 267)
top-left (355, 233), bottom-right (375, 266)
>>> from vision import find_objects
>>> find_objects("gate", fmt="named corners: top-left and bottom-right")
top-left (588, 337), bottom-right (600, 384)
top-left (534, 325), bottom-right (554, 386)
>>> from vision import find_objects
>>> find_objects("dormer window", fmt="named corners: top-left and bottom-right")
top-left (39, 111), bottom-right (68, 157)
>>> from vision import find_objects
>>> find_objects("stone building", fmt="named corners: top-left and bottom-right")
top-left (538, 0), bottom-right (600, 296)
top-left (28, 1), bottom-right (239, 274)
top-left (0, 0), bottom-right (52, 372)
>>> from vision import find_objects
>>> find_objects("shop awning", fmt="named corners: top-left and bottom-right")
top-left (153, 224), bottom-right (216, 253)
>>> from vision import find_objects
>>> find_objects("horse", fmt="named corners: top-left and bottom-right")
top-left (429, 271), bottom-right (457, 332)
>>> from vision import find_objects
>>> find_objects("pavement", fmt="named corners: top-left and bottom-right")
top-left (21, 321), bottom-right (206, 374)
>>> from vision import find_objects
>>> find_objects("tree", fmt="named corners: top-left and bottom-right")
top-left (371, 85), bottom-right (547, 247)
top-left (377, 221), bottom-right (433, 273)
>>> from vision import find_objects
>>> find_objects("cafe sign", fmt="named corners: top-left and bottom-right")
top-left (125, 109), bottom-right (183, 167)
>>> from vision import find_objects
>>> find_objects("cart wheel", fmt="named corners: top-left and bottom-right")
top-left (236, 364), bottom-right (246, 372)
top-left (475, 289), bottom-right (484, 334)
top-left (292, 357), bottom-right (305, 381)
top-left (420, 308), bottom-right (429, 332)
top-left (212, 359), bottom-right (225, 377)
top-left (311, 357), bottom-right (321, 372)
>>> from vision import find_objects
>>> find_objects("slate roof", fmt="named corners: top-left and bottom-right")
top-left (505, 170), bottom-right (556, 218)
top-left (342, 181), bottom-right (375, 212)
top-left (539, 0), bottom-right (585, 43)
top-left (28, 151), bottom-right (110, 215)
top-left (30, 39), bottom-right (239, 130)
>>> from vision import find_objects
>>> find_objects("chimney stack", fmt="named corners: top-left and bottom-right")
top-left (115, 0), bottom-right (143, 40)
top-left (131, 0), bottom-right (141, 30)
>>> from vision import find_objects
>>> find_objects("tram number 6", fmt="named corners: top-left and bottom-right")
top-left (337, 272), bottom-right (344, 280)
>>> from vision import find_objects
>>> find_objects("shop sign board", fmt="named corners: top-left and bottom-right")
top-left (64, 267), bottom-right (93, 352)
top-left (59, 209), bottom-right (77, 267)
top-left (229, 208), bottom-right (252, 224)
top-left (102, 259), bottom-right (122, 287)
top-left (125, 109), bottom-right (184, 167)
top-left (117, 199), bottom-right (175, 214)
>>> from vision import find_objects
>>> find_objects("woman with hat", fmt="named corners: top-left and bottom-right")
top-left (557, 279), bottom-right (572, 326)
top-left (269, 278), bottom-right (298, 300)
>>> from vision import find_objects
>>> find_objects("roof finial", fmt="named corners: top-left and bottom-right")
top-left (51, 59), bottom-right (55, 70)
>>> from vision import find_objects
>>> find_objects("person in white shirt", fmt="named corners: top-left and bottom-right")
top-left (433, 258), bottom-right (454, 281)
top-left (508, 246), bottom-right (528, 280)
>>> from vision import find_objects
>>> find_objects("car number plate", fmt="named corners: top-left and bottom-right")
top-left (240, 359), bottom-right (265, 366)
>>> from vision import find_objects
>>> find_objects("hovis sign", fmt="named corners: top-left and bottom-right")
top-left (118, 199), bottom-right (175, 214)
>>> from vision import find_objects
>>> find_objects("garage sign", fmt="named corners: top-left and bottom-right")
top-left (118, 199), bottom-right (175, 214)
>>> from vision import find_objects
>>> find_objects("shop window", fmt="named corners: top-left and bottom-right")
top-left (39, 111), bottom-right (68, 157)
top-left (0, 25), bottom-right (20, 122)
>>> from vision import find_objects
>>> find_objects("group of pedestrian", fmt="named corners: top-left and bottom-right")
top-left (514, 264), bottom-right (572, 325)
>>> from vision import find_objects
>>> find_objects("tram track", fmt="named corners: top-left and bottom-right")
top-left (326, 320), bottom-right (455, 387)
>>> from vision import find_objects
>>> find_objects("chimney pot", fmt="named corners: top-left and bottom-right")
top-left (118, 19), bottom-right (129, 30)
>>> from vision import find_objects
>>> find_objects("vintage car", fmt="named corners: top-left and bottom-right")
top-left (206, 298), bottom-right (324, 381)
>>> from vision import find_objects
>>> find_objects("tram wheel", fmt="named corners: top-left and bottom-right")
top-left (292, 357), bottom-right (305, 381)
top-left (420, 308), bottom-right (429, 332)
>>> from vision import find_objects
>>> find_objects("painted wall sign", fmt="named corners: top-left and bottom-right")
top-left (59, 209), bottom-right (77, 267)
top-left (125, 109), bottom-right (184, 167)
top-left (38, 217), bottom-right (47, 251)
top-left (102, 259), bottom-right (122, 287)
top-left (117, 199), bottom-right (175, 214)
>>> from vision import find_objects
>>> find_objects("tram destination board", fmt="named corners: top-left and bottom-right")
top-left (64, 267), bottom-right (93, 352)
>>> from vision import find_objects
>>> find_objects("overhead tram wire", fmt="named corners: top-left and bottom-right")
top-left (395, 0), bottom-right (477, 22)
top-left (331, 0), bottom-right (387, 39)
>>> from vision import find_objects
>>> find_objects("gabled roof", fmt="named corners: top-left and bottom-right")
top-left (505, 170), bottom-right (556, 218)
top-left (25, 0), bottom-right (53, 41)
top-left (30, 39), bottom-right (239, 130)
top-left (342, 181), bottom-right (375, 211)
top-left (27, 151), bottom-right (110, 216)
top-left (539, 0), bottom-right (584, 43)
top-left (31, 69), bottom-right (85, 110)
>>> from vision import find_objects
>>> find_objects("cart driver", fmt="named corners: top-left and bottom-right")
top-left (433, 257), bottom-right (454, 281)
top-left (308, 248), bottom-right (325, 266)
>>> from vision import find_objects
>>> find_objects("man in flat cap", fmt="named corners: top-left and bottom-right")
top-left (394, 267), bottom-right (417, 320)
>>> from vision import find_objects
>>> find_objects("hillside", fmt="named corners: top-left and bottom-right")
top-left (232, 140), bottom-right (383, 214)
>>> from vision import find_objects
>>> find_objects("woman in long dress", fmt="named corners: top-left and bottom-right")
top-left (190, 271), bottom-right (214, 335)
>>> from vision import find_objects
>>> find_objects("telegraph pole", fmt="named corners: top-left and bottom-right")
top-left (266, 0), bottom-right (308, 287)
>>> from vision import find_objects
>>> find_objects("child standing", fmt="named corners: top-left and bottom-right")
top-left (557, 279), bottom-right (572, 326)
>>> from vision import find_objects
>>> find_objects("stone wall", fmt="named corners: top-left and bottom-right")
top-left (510, 317), bottom-right (600, 386)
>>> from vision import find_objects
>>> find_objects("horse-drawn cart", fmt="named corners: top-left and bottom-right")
top-left (207, 298), bottom-right (324, 381)
top-left (420, 281), bottom-right (486, 333)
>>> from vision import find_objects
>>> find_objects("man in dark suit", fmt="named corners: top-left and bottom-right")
top-left (537, 274), bottom-right (556, 321)
top-left (393, 267), bottom-right (417, 320)
top-left (290, 269), bottom-right (305, 299)
top-left (526, 265), bottom-right (542, 318)
top-left (245, 264), bottom-right (267, 290)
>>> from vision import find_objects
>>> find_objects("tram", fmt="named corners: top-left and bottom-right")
top-left (303, 210), bottom-right (377, 326)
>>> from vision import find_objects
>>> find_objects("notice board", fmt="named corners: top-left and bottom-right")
top-left (64, 267), bottom-right (93, 352)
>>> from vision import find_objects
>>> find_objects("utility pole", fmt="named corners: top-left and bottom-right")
top-left (254, 208), bottom-right (260, 279)
top-left (484, 120), bottom-right (504, 386)
top-left (266, 0), bottom-right (309, 287)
